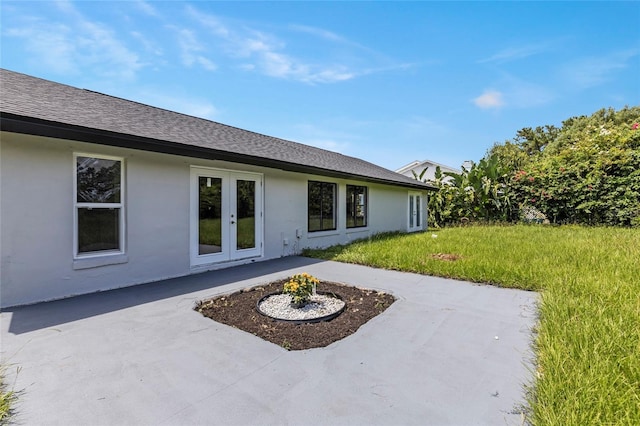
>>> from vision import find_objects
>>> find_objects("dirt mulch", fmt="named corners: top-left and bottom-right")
top-left (430, 253), bottom-right (462, 261)
top-left (195, 279), bottom-right (395, 350)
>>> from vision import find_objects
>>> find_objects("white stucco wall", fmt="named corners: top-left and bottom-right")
top-left (1, 133), bottom-right (426, 307)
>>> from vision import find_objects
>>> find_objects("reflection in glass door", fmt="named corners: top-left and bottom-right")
top-left (198, 177), bottom-right (222, 254)
top-left (235, 180), bottom-right (256, 250)
top-left (408, 192), bottom-right (423, 232)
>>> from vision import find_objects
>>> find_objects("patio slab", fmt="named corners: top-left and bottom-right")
top-left (1, 256), bottom-right (537, 425)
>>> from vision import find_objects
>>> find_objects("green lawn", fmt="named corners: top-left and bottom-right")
top-left (199, 217), bottom-right (255, 249)
top-left (303, 225), bottom-right (640, 425)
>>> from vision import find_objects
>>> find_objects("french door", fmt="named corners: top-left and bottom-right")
top-left (408, 192), bottom-right (423, 232)
top-left (190, 167), bottom-right (263, 266)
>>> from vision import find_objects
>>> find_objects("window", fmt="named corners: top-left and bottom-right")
top-left (308, 181), bottom-right (336, 232)
top-left (346, 185), bottom-right (368, 228)
top-left (74, 154), bottom-right (124, 256)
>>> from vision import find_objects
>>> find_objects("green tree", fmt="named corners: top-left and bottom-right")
top-left (416, 155), bottom-right (514, 227)
top-left (510, 106), bottom-right (640, 226)
top-left (420, 105), bottom-right (640, 227)
top-left (514, 125), bottom-right (560, 156)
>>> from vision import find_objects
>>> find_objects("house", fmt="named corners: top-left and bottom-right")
top-left (0, 69), bottom-right (433, 307)
top-left (395, 159), bottom-right (461, 183)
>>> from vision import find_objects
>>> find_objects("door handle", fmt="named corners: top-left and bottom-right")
top-left (231, 220), bottom-right (236, 224)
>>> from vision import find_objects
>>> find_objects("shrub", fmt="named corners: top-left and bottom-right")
top-left (420, 106), bottom-right (640, 227)
top-left (283, 273), bottom-right (319, 306)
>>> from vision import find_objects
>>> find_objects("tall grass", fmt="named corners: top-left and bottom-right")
top-left (303, 225), bottom-right (640, 425)
top-left (0, 365), bottom-right (16, 425)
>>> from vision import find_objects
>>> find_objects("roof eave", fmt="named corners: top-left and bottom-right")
top-left (1, 113), bottom-right (434, 191)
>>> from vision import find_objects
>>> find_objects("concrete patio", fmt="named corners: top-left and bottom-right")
top-left (1, 256), bottom-right (537, 425)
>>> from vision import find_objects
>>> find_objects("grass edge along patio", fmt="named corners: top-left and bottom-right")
top-left (304, 225), bottom-right (640, 426)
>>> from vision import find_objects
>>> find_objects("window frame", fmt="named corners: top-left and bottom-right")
top-left (307, 181), bottom-right (337, 233)
top-left (346, 184), bottom-right (368, 229)
top-left (73, 153), bottom-right (125, 259)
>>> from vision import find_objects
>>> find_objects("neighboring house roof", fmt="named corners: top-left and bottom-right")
top-left (395, 159), bottom-right (460, 179)
top-left (0, 69), bottom-right (432, 190)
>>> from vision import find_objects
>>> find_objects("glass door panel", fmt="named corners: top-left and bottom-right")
top-left (235, 180), bottom-right (256, 250)
top-left (191, 167), bottom-right (263, 266)
top-left (408, 192), bottom-right (423, 232)
top-left (409, 195), bottom-right (415, 228)
top-left (198, 177), bottom-right (222, 254)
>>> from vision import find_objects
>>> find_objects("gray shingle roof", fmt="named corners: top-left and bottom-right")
top-left (1, 69), bottom-right (431, 189)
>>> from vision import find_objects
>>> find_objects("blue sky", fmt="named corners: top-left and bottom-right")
top-left (2, 1), bottom-right (639, 171)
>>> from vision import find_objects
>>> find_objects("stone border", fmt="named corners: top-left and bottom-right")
top-left (255, 291), bottom-right (346, 324)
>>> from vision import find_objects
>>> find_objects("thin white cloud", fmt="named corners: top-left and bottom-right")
top-left (5, 20), bottom-right (77, 74)
top-left (53, 0), bottom-right (75, 15)
top-left (561, 48), bottom-right (640, 89)
top-left (131, 31), bottom-right (163, 56)
top-left (478, 43), bottom-right (550, 64)
top-left (134, 0), bottom-right (159, 18)
top-left (255, 50), bottom-right (354, 83)
top-left (473, 90), bottom-right (505, 109)
top-left (78, 20), bottom-right (142, 79)
top-left (289, 24), bottom-right (345, 43)
top-left (185, 6), bottom-right (386, 84)
top-left (305, 67), bottom-right (355, 83)
top-left (473, 73), bottom-right (555, 110)
top-left (185, 6), bottom-right (230, 39)
top-left (196, 57), bottom-right (218, 72)
top-left (169, 25), bottom-right (217, 71)
top-left (289, 23), bottom-right (395, 64)
top-left (234, 29), bottom-right (283, 58)
top-left (172, 27), bottom-right (201, 62)
top-left (358, 62), bottom-right (416, 77)
top-left (6, 1), bottom-right (142, 80)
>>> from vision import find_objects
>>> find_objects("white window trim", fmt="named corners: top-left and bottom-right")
top-left (73, 153), bottom-right (126, 260)
top-left (189, 166), bottom-right (264, 267)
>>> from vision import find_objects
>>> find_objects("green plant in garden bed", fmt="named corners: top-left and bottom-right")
top-left (283, 272), bottom-right (319, 306)
top-left (303, 225), bottom-right (640, 425)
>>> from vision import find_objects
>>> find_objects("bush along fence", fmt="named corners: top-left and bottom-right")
top-left (419, 106), bottom-right (640, 227)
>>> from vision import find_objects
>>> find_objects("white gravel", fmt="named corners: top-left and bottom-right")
top-left (258, 293), bottom-right (346, 321)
